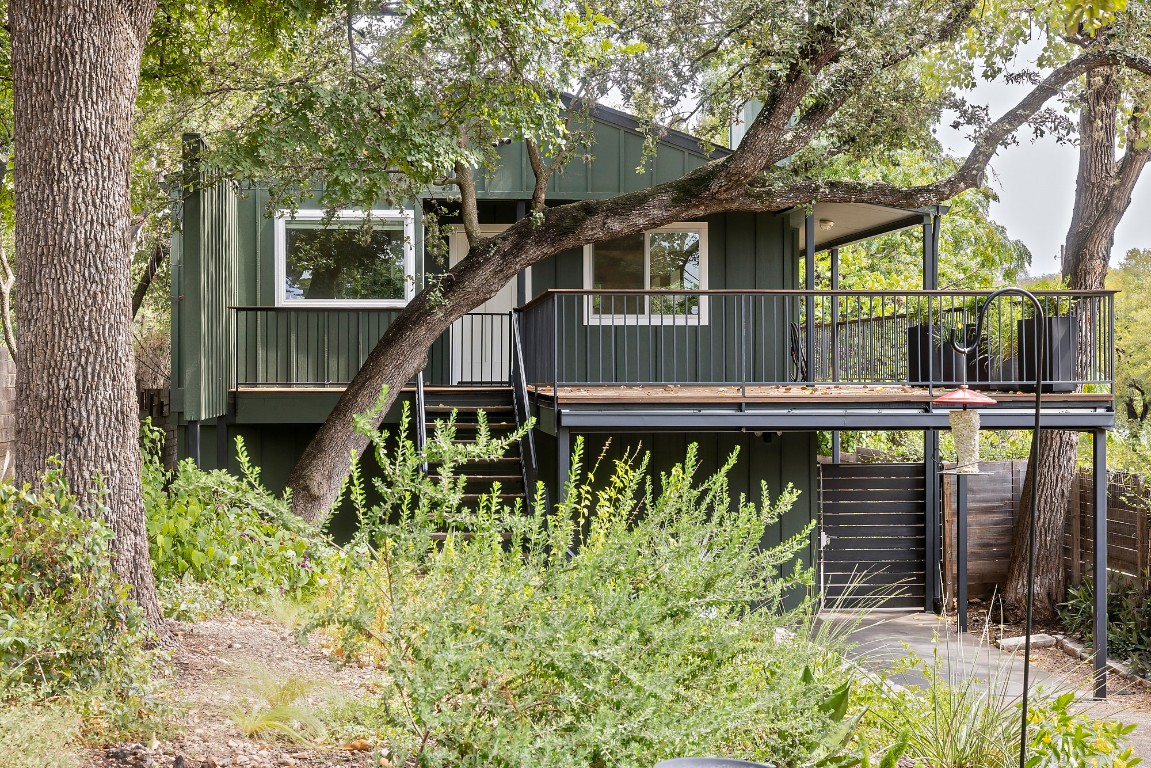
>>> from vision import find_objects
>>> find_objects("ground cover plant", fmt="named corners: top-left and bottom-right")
top-left (856, 629), bottom-right (1141, 768)
top-left (304, 399), bottom-right (907, 768)
top-left (1060, 576), bottom-right (1151, 677)
top-left (141, 420), bottom-right (340, 619)
top-left (0, 464), bottom-right (164, 739)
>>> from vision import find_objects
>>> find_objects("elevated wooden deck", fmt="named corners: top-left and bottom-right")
top-left (228, 382), bottom-right (1113, 430)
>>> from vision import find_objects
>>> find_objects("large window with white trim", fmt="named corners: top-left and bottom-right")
top-left (583, 222), bottom-right (708, 322)
top-left (274, 210), bottom-right (415, 307)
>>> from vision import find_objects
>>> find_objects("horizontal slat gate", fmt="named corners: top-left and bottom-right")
top-left (820, 463), bottom-right (926, 609)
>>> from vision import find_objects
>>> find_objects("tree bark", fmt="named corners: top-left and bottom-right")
top-left (11, 0), bottom-right (162, 623)
top-left (131, 242), bottom-right (168, 319)
top-left (1003, 67), bottom-right (1151, 620)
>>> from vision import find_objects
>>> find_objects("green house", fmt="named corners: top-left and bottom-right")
top-left (172, 103), bottom-right (1116, 620)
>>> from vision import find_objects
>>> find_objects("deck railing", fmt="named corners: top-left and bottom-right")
top-left (232, 289), bottom-right (1115, 399)
top-left (517, 289), bottom-right (1116, 401)
top-left (232, 307), bottom-right (511, 388)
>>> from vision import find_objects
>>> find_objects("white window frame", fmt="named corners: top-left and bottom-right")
top-left (582, 222), bottom-right (709, 325)
top-left (274, 209), bottom-right (416, 308)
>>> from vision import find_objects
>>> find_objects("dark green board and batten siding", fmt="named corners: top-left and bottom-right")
top-left (529, 213), bottom-right (800, 386)
top-left (535, 431), bottom-right (820, 591)
top-left (474, 119), bottom-right (714, 199)
top-left (173, 139), bottom-right (240, 423)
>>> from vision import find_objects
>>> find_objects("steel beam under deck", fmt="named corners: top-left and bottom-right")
top-left (552, 407), bottom-right (1114, 432)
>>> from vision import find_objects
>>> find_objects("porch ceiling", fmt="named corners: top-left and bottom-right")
top-left (793, 202), bottom-right (932, 252)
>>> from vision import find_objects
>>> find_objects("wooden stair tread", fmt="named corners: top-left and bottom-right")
top-left (460, 493), bottom-right (524, 500)
top-left (452, 475), bottom-right (523, 482)
top-left (429, 531), bottom-right (516, 541)
top-left (426, 422), bottom-right (516, 429)
top-left (426, 405), bottom-right (513, 412)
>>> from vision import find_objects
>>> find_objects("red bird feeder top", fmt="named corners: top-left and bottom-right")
top-left (932, 385), bottom-right (998, 408)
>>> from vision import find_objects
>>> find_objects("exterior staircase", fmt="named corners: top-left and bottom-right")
top-left (421, 385), bottom-right (529, 509)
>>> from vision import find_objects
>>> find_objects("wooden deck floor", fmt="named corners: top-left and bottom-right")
top-left (527, 383), bottom-right (1112, 405)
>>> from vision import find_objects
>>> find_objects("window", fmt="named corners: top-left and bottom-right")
top-left (583, 223), bottom-right (707, 322)
top-left (274, 210), bottom-right (415, 307)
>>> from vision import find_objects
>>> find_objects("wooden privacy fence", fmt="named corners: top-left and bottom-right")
top-left (943, 462), bottom-right (1151, 600)
top-left (942, 461), bottom-right (1027, 600)
top-left (1067, 471), bottom-right (1150, 585)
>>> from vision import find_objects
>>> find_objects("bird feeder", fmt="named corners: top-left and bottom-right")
top-left (933, 386), bottom-right (997, 473)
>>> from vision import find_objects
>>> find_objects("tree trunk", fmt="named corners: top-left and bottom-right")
top-left (1003, 66), bottom-right (1150, 620)
top-left (11, 0), bottom-right (162, 623)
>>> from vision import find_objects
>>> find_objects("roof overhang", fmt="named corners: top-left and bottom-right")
top-left (792, 202), bottom-right (948, 252)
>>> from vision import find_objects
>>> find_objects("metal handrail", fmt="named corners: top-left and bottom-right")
top-left (414, 370), bottom-right (428, 474)
top-left (514, 289), bottom-right (1116, 401)
top-left (510, 310), bottom-right (538, 480)
top-left (514, 288), bottom-right (1119, 312)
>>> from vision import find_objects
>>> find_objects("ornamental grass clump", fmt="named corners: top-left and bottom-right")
top-left (311, 396), bottom-right (902, 768)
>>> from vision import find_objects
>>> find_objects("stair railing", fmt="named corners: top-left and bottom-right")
top-left (510, 309), bottom-right (539, 498)
top-left (414, 369), bottom-right (429, 474)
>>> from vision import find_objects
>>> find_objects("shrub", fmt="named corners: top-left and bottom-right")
top-left (878, 646), bottom-right (1019, 768)
top-left (312, 403), bottom-right (904, 768)
top-left (1026, 691), bottom-right (1140, 768)
top-left (142, 421), bottom-right (338, 617)
top-left (0, 465), bottom-right (162, 736)
top-left (1058, 576), bottom-right (1151, 675)
top-left (0, 704), bottom-right (81, 768)
top-left (868, 639), bottom-right (1140, 768)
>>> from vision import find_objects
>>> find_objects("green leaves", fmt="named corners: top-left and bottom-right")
top-left (142, 423), bottom-right (338, 617)
top-left (200, 0), bottom-right (618, 213)
top-left (1025, 689), bottom-right (1141, 767)
top-left (308, 417), bottom-right (895, 768)
top-left (0, 466), bottom-right (163, 737)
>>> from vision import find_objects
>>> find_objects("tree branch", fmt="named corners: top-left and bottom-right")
top-left (776, 1), bottom-right (978, 159)
top-left (524, 139), bottom-right (551, 212)
top-left (131, 242), bottom-right (169, 319)
top-left (453, 160), bottom-right (482, 246)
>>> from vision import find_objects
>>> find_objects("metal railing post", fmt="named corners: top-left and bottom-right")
top-left (552, 295), bottom-right (560, 405)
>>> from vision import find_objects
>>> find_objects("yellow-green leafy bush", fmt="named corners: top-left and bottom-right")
top-left (142, 421), bottom-right (337, 617)
top-left (312, 405), bottom-right (904, 768)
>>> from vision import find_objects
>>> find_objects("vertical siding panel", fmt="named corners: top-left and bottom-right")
top-left (590, 127), bottom-right (622, 195)
top-left (654, 147), bottom-right (686, 185)
top-left (622, 133), bottom-right (653, 192)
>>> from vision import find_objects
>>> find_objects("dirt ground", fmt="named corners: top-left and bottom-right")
top-left (87, 616), bottom-right (383, 768)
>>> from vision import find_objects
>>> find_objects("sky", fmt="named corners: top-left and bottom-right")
top-left (936, 47), bottom-right (1151, 277)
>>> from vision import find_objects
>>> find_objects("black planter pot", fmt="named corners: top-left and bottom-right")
top-left (1016, 315), bottom-right (1079, 393)
top-left (956, 324), bottom-right (1023, 392)
top-left (906, 324), bottom-right (967, 386)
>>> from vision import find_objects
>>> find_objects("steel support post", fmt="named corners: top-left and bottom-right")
top-left (922, 216), bottom-right (938, 290)
top-left (1093, 429), bottom-right (1108, 699)
top-left (804, 213), bottom-right (816, 384)
top-left (957, 473), bottom-right (969, 632)
top-left (830, 245), bottom-right (840, 455)
top-left (924, 430), bottom-right (941, 612)
top-left (557, 426), bottom-right (571, 503)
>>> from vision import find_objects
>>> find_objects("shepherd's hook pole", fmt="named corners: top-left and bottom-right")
top-left (952, 287), bottom-right (1045, 768)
